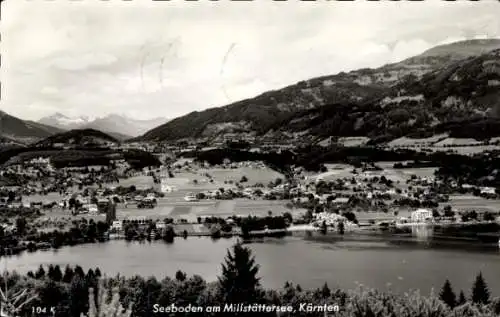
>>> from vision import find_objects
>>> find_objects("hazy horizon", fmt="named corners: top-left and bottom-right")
top-left (1, 0), bottom-right (500, 121)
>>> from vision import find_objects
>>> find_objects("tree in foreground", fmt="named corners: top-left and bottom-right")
top-left (0, 272), bottom-right (38, 317)
top-left (218, 242), bottom-right (262, 304)
top-left (175, 270), bottom-right (187, 282)
top-left (457, 290), bottom-right (467, 305)
top-left (82, 279), bottom-right (133, 317)
top-left (439, 279), bottom-right (456, 308)
top-left (471, 272), bottom-right (490, 304)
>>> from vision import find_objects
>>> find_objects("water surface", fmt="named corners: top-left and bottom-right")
top-left (3, 236), bottom-right (500, 296)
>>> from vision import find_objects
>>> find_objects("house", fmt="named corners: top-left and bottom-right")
top-left (331, 197), bottom-right (349, 205)
top-left (410, 208), bottom-right (433, 223)
top-left (314, 212), bottom-right (345, 226)
top-left (480, 187), bottom-right (496, 196)
top-left (111, 220), bottom-right (123, 231)
top-left (160, 178), bottom-right (178, 193)
top-left (127, 216), bottom-right (147, 224)
top-left (84, 204), bottom-right (98, 214)
top-left (156, 221), bottom-right (166, 229)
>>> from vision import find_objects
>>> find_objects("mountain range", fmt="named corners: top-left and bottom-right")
top-left (0, 110), bottom-right (64, 145)
top-left (38, 113), bottom-right (168, 140)
top-left (136, 39), bottom-right (500, 144)
top-left (2, 39), bottom-right (500, 147)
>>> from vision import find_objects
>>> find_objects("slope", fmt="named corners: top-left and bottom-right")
top-left (0, 110), bottom-right (63, 144)
top-left (137, 39), bottom-right (500, 143)
top-left (274, 49), bottom-right (500, 143)
top-left (34, 128), bottom-right (120, 148)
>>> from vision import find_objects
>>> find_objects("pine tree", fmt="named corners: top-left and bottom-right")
top-left (457, 290), bottom-right (466, 305)
top-left (74, 266), bottom-right (85, 279)
top-left (471, 272), bottom-right (490, 304)
top-left (47, 265), bottom-right (55, 280)
top-left (321, 282), bottom-right (331, 298)
top-left (35, 265), bottom-right (46, 279)
top-left (175, 270), bottom-right (187, 282)
top-left (84, 279), bottom-right (133, 317)
top-left (38, 280), bottom-right (65, 312)
top-left (70, 275), bottom-right (89, 317)
top-left (63, 265), bottom-right (75, 283)
top-left (439, 279), bottom-right (456, 308)
top-left (53, 265), bottom-right (63, 282)
top-left (86, 269), bottom-right (95, 282)
top-left (218, 242), bottom-right (262, 305)
top-left (86, 269), bottom-right (97, 290)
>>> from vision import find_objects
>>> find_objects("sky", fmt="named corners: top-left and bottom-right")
top-left (1, 0), bottom-right (500, 121)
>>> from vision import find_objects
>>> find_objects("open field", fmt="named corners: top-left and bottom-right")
top-left (160, 166), bottom-right (284, 195)
top-left (200, 167), bottom-right (284, 184)
top-left (354, 210), bottom-right (412, 222)
top-left (118, 175), bottom-right (155, 189)
top-left (443, 195), bottom-right (500, 212)
top-left (168, 167), bottom-right (284, 187)
top-left (377, 162), bottom-right (437, 178)
top-left (116, 198), bottom-right (304, 221)
top-left (304, 164), bottom-right (353, 182)
top-left (430, 145), bottom-right (500, 155)
top-left (308, 163), bottom-right (437, 185)
top-left (387, 134), bottom-right (448, 147)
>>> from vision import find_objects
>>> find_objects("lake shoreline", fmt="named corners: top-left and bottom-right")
top-left (2, 226), bottom-right (499, 261)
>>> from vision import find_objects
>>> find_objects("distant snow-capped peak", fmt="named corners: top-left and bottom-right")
top-left (40, 113), bottom-right (91, 127)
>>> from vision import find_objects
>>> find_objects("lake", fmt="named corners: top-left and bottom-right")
top-left (2, 235), bottom-right (500, 296)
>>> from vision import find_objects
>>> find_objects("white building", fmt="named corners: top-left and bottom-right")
top-left (111, 220), bottom-right (123, 231)
top-left (127, 216), bottom-right (147, 224)
top-left (480, 187), bottom-right (496, 195)
top-left (410, 208), bottom-right (433, 223)
top-left (314, 212), bottom-right (344, 226)
top-left (160, 178), bottom-right (177, 193)
top-left (156, 221), bottom-right (166, 229)
top-left (83, 204), bottom-right (99, 214)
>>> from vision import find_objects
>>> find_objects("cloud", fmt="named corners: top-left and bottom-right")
top-left (1, 0), bottom-right (499, 121)
top-left (50, 53), bottom-right (119, 71)
top-left (391, 40), bottom-right (433, 63)
top-left (40, 86), bottom-right (60, 95)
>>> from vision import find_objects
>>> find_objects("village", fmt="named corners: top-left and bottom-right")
top-left (1, 146), bottom-right (500, 252)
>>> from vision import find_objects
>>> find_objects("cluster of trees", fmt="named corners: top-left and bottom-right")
top-left (438, 273), bottom-right (494, 309)
top-left (434, 222), bottom-right (500, 239)
top-left (240, 215), bottom-right (289, 236)
top-left (0, 206), bottom-right (41, 221)
top-left (2, 243), bottom-right (500, 317)
top-left (0, 147), bottom-right (160, 170)
top-left (393, 197), bottom-right (439, 209)
top-left (122, 150), bottom-right (161, 169)
top-left (0, 218), bottom-right (110, 257)
top-left (187, 148), bottom-right (295, 174)
top-left (433, 209), bottom-right (499, 224)
top-left (435, 151), bottom-right (500, 187)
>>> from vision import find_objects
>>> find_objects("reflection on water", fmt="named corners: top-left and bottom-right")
top-left (412, 225), bottom-right (434, 242)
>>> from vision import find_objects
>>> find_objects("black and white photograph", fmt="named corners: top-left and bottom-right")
top-left (1, 0), bottom-right (500, 316)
